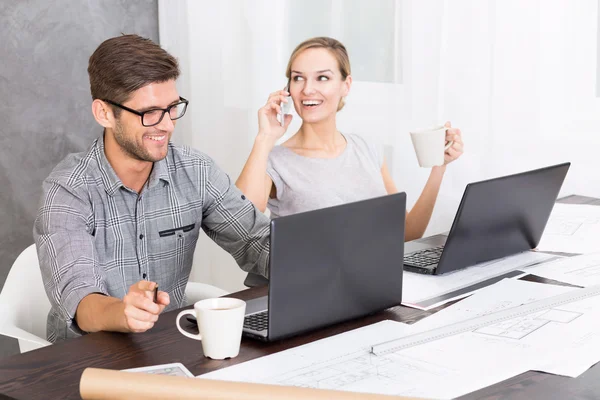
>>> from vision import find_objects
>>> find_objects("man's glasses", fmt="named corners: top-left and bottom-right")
top-left (103, 97), bottom-right (189, 127)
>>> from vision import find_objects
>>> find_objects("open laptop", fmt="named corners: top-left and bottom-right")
top-left (403, 162), bottom-right (570, 275)
top-left (242, 192), bottom-right (406, 341)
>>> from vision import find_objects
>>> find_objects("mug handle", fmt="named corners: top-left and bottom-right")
top-left (176, 310), bottom-right (202, 341)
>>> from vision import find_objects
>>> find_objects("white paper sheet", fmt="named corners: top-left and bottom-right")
top-left (526, 252), bottom-right (600, 287)
top-left (200, 279), bottom-right (600, 398)
top-left (412, 278), bottom-right (575, 331)
top-left (123, 363), bottom-right (194, 377)
top-left (199, 320), bottom-right (531, 399)
top-left (402, 251), bottom-right (557, 309)
top-left (411, 279), bottom-right (600, 377)
top-left (536, 203), bottom-right (600, 254)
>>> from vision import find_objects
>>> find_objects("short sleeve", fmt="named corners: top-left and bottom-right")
top-left (266, 150), bottom-right (285, 200)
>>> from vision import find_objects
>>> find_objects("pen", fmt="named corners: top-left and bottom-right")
top-left (143, 272), bottom-right (158, 303)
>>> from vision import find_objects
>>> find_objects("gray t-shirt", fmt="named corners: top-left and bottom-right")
top-left (266, 133), bottom-right (387, 218)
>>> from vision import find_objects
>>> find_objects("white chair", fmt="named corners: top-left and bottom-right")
top-left (0, 244), bottom-right (51, 353)
top-left (185, 281), bottom-right (230, 304)
top-left (0, 244), bottom-right (230, 353)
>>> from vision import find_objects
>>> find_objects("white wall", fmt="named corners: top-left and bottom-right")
top-left (159, 0), bottom-right (600, 292)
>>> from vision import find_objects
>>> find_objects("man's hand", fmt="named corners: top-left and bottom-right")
top-left (75, 281), bottom-right (170, 334)
top-left (122, 280), bottom-right (170, 332)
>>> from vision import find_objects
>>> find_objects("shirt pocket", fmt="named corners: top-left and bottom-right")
top-left (157, 223), bottom-right (200, 275)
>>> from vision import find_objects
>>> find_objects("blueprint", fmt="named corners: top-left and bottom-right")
top-left (411, 279), bottom-right (600, 377)
top-left (402, 251), bottom-right (557, 309)
top-left (536, 203), bottom-right (600, 254)
top-left (526, 252), bottom-right (600, 287)
top-left (199, 320), bottom-right (526, 399)
top-left (200, 279), bottom-right (600, 399)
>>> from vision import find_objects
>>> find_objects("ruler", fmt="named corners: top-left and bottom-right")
top-left (371, 283), bottom-right (600, 356)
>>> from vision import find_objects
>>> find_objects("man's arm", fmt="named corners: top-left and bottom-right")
top-left (200, 157), bottom-right (271, 278)
top-left (76, 281), bottom-right (169, 333)
top-left (34, 179), bottom-right (168, 337)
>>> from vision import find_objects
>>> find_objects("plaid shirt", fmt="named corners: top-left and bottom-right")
top-left (34, 136), bottom-right (270, 342)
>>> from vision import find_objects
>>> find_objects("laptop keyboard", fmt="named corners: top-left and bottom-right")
top-left (244, 311), bottom-right (268, 332)
top-left (404, 245), bottom-right (445, 267)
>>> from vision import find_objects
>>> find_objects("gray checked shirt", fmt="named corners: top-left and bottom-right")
top-left (34, 136), bottom-right (270, 342)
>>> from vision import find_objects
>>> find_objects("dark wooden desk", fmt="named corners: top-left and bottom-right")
top-left (1, 195), bottom-right (598, 400)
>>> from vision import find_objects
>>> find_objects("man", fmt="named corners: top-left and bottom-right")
top-left (33, 35), bottom-right (270, 343)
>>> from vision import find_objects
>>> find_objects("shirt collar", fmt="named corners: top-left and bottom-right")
top-left (147, 151), bottom-right (170, 189)
top-left (95, 135), bottom-right (171, 196)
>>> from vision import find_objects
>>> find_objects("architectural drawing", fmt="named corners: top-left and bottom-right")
top-left (475, 309), bottom-right (581, 340)
top-left (544, 219), bottom-right (583, 236)
top-left (563, 261), bottom-right (600, 279)
top-left (526, 253), bottom-right (600, 286)
top-left (200, 280), bottom-right (600, 398)
top-left (537, 203), bottom-right (600, 253)
top-left (270, 348), bottom-right (455, 392)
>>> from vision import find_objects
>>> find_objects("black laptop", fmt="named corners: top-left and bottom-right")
top-left (242, 192), bottom-right (406, 341)
top-left (403, 162), bottom-right (570, 275)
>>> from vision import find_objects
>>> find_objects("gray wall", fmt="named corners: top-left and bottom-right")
top-left (0, 0), bottom-right (159, 358)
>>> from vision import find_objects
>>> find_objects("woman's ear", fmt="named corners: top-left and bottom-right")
top-left (342, 75), bottom-right (352, 97)
top-left (91, 99), bottom-right (114, 129)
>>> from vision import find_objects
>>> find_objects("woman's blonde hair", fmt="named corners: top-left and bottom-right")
top-left (285, 37), bottom-right (351, 111)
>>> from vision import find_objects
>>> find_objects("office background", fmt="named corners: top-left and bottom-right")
top-left (0, 0), bottom-right (159, 358)
top-left (1, 0), bottom-right (600, 359)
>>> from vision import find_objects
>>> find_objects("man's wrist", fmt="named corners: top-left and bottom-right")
top-left (77, 294), bottom-right (126, 333)
top-left (105, 299), bottom-right (128, 332)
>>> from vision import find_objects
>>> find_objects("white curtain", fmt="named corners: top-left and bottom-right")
top-left (159, 0), bottom-right (600, 291)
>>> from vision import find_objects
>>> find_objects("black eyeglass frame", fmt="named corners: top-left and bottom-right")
top-left (102, 96), bottom-right (189, 127)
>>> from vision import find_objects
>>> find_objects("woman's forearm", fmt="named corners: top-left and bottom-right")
top-left (236, 135), bottom-right (275, 212)
top-left (406, 165), bottom-right (446, 241)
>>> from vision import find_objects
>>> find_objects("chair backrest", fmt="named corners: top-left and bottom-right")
top-left (0, 244), bottom-right (52, 351)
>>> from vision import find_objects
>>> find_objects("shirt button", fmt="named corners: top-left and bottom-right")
top-left (139, 234), bottom-right (144, 239)
top-left (241, 195), bottom-right (246, 200)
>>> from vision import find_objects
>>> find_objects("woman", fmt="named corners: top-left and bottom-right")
top-left (237, 37), bottom-right (463, 242)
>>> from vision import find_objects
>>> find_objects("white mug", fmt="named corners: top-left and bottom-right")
top-left (409, 125), bottom-right (454, 168)
top-left (176, 297), bottom-right (246, 360)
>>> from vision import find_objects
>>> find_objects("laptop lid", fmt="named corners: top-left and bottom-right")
top-left (435, 162), bottom-right (570, 274)
top-left (266, 192), bottom-right (406, 341)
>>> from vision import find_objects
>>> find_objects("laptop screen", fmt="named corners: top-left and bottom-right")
top-left (436, 162), bottom-right (570, 274)
top-left (266, 192), bottom-right (406, 341)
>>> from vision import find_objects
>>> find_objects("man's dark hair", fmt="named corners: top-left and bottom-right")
top-left (88, 34), bottom-right (180, 114)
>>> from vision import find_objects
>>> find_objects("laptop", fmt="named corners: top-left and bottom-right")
top-left (403, 162), bottom-right (570, 275)
top-left (242, 192), bottom-right (406, 341)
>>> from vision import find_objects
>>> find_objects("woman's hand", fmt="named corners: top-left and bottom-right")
top-left (443, 121), bottom-right (464, 165)
top-left (257, 89), bottom-right (293, 144)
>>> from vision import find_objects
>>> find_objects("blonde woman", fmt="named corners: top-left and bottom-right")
top-left (237, 37), bottom-right (463, 242)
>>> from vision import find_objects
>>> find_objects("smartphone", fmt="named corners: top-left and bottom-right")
top-left (279, 81), bottom-right (292, 127)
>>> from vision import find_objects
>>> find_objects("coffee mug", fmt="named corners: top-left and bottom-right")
top-left (409, 125), bottom-right (454, 168)
top-left (176, 297), bottom-right (246, 360)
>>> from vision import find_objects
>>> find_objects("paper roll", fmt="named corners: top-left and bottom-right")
top-left (80, 368), bottom-right (426, 400)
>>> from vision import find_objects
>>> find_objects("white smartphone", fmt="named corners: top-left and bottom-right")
top-left (279, 83), bottom-right (292, 127)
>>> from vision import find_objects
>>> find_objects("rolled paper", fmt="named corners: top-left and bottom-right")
top-left (80, 367), bottom-right (426, 400)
